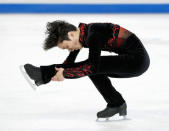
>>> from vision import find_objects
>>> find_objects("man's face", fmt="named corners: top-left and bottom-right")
top-left (57, 31), bottom-right (81, 52)
top-left (57, 39), bottom-right (76, 52)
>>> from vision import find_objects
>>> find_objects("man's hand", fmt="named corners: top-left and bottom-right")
top-left (51, 67), bottom-right (65, 81)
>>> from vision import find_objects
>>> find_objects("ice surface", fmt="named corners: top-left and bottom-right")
top-left (0, 14), bottom-right (169, 131)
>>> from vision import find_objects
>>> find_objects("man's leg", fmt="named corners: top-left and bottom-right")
top-left (88, 55), bottom-right (131, 108)
top-left (88, 53), bottom-right (149, 108)
top-left (88, 74), bottom-right (125, 107)
top-left (40, 60), bottom-right (89, 83)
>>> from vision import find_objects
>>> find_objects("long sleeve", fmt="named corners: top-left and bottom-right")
top-left (40, 49), bottom-right (80, 83)
top-left (50, 49), bottom-right (81, 69)
top-left (63, 24), bottom-right (108, 79)
top-left (62, 49), bottom-right (80, 65)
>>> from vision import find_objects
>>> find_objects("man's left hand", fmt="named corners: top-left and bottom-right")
top-left (51, 67), bottom-right (65, 81)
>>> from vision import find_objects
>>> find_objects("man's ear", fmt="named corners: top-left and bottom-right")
top-left (68, 31), bottom-right (74, 38)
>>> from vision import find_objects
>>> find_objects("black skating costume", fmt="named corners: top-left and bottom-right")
top-left (40, 22), bottom-right (150, 108)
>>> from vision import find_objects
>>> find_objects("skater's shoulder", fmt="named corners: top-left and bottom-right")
top-left (78, 22), bottom-right (120, 35)
top-left (78, 22), bottom-right (118, 29)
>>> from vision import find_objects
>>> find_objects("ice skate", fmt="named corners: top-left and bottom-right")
top-left (96, 102), bottom-right (127, 121)
top-left (19, 64), bottom-right (45, 90)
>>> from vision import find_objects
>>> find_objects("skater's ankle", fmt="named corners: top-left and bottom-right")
top-left (107, 102), bottom-right (126, 108)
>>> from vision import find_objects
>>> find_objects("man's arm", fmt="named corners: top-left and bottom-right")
top-left (62, 24), bottom-right (107, 79)
top-left (39, 48), bottom-right (80, 83)
top-left (51, 49), bottom-right (81, 69)
top-left (62, 49), bottom-right (80, 65)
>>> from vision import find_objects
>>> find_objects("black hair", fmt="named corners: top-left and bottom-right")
top-left (43, 20), bottom-right (77, 50)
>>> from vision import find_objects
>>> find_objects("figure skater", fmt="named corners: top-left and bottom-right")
top-left (20, 20), bottom-right (150, 120)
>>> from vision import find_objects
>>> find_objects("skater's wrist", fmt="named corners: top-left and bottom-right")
top-left (51, 67), bottom-right (65, 81)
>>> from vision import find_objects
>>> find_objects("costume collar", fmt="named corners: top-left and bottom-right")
top-left (78, 23), bottom-right (88, 47)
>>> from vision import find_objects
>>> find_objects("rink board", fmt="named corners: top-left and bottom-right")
top-left (0, 4), bottom-right (169, 13)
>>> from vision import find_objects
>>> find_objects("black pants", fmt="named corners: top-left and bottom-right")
top-left (41, 34), bottom-right (150, 108)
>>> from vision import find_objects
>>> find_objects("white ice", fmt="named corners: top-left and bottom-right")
top-left (0, 14), bottom-right (169, 131)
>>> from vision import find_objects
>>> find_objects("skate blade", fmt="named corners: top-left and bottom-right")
top-left (122, 115), bottom-right (127, 120)
top-left (96, 116), bottom-right (128, 122)
top-left (96, 117), bottom-right (110, 122)
top-left (19, 65), bottom-right (37, 91)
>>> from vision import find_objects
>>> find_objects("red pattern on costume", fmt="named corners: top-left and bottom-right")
top-left (63, 64), bottom-right (94, 78)
top-left (107, 25), bottom-right (120, 52)
top-left (116, 38), bottom-right (124, 47)
top-left (79, 23), bottom-right (95, 47)
top-left (79, 25), bottom-right (85, 42)
top-left (116, 27), bottom-right (128, 47)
